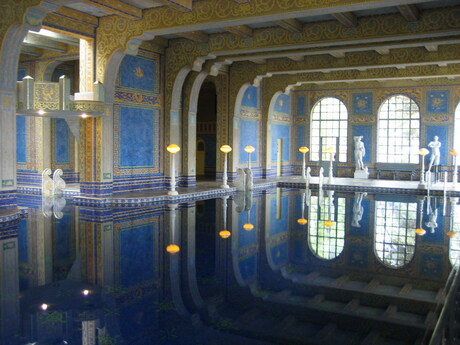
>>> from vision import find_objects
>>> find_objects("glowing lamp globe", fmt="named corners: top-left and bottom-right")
top-left (450, 149), bottom-right (458, 156)
top-left (167, 144), bottom-right (180, 154)
top-left (244, 145), bottom-right (255, 153)
top-left (325, 147), bottom-right (335, 154)
top-left (447, 231), bottom-right (457, 238)
top-left (243, 223), bottom-right (254, 231)
top-left (219, 230), bottom-right (231, 239)
top-left (299, 146), bottom-right (309, 153)
top-left (297, 218), bottom-right (308, 225)
top-left (324, 220), bottom-right (334, 227)
top-left (220, 145), bottom-right (232, 153)
top-left (166, 244), bottom-right (180, 254)
top-left (419, 148), bottom-right (429, 156)
top-left (40, 303), bottom-right (48, 311)
top-left (415, 228), bottom-right (426, 236)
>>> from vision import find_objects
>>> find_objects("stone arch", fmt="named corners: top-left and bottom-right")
top-left (0, 2), bottom-right (59, 195)
top-left (231, 82), bottom-right (252, 173)
top-left (183, 70), bottom-right (209, 184)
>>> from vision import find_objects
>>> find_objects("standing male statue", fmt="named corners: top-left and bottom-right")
top-left (427, 136), bottom-right (441, 172)
top-left (354, 136), bottom-right (365, 170)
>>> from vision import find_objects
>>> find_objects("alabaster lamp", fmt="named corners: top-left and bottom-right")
top-left (220, 145), bottom-right (232, 189)
top-left (299, 146), bottom-right (309, 179)
top-left (450, 149), bottom-right (458, 186)
top-left (325, 147), bottom-right (335, 184)
top-left (419, 148), bottom-right (429, 188)
top-left (167, 144), bottom-right (180, 196)
top-left (244, 145), bottom-right (255, 170)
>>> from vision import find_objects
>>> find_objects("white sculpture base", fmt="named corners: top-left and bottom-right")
top-left (354, 169), bottom-right (369, 179)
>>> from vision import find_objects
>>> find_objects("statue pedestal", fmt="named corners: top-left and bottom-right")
top-left (354, 169), bottom-right (369, 179)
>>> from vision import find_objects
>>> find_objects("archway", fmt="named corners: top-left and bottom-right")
top-left (196, 81), bottom-right (217, 180)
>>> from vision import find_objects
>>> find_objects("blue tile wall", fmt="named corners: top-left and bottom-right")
top-left (120, 55), bottom-right (155, 91)
top-left (271, 124), bottom-right (290, 162)
top-left (274, 93), bottom-right (291, 114)
top-left (297, 95), bottom-right (306, 116)
top-left (54, 119), bottom-right (70, 164)
top-left (242, 86), bottom-right (258, 108)
top-left (16, 116), bottom-right (26, 164)
top-left (352, 93), bottom-right (373, 115)
top-left (427, 90), bottom-right (449, 113)
top-left (239, 119), bottom-right (259, 164)
top-left (120, 107), bottom-right (154, 168)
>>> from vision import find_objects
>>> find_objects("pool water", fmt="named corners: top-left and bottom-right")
top-left (1, 188), bottom-right (459, 345)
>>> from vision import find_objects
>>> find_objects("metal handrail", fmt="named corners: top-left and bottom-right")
top-left (427, 257), bottom-right (460, 345)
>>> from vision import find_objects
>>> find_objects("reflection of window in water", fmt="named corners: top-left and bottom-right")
top-left (450, 203), bottom-right (460, 265)
top-left (308, 195), bottom-right (346, 260)
top-left (375, 201), bottom-right (416, 268)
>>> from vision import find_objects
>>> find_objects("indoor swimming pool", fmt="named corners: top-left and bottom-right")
top-left (1, 187), bottom-right (459, 345)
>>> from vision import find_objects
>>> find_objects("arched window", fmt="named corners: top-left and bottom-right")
top-left (449, 202), bottom-right (460, 266)
top-left (310, 97), bottom-right (348, 162)
top-left (308, 193), bottom-right (346, 260)
top-left (454, 102), bottom-right (460, 153)
top-left (375, 200), bottom-right (416, 268)
top-left (377, 95), bottom-right (420, 163)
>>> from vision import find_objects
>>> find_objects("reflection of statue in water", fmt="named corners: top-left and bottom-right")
top-left (425, 204), bottom-right (438, 233)
top-left (351, 192), bottom-right (367, 227)
top-left (354, 136), bottom-right (366, 170)
top-left (427, 136), bottom-right (441, 172)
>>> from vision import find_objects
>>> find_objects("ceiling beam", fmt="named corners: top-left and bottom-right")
top-left (177, 31), bottom-right (209, 43)
top-left (21, 46), bottom-right (43, 57)
top-left (83, 0), bottom-right (142, 20)
top-left (397, 5), bottom-right (419, 22)
top-left (34, 29), bottom-right (80, 46)
top-left (150, 36), bottom-right (169, 47)
top-left (23, 32), bottom-right (68, 53)
top-left (274, 18), bottom-right (303, 33)
top-left (156, 0), bottom-right (192, 12)
top-left (53, 6), bottom-right (98, 27)
top-left (223, 25), bottom-right (253, 38)
top-left (331, 12), bottom-right (357, 28)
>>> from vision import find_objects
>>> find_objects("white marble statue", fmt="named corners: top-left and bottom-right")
top-left (351, 192), bottom-right (367, 227)
top-left (42, 168), bottom-right (53, 195)
top-left (427, 136), bottom-right (441, 171)
top-left (235, 168), bottom-right (246, 191)
top-left (305, 167), bottom-right (312, 191)
top-left (353, 136), bottom-right (369, 179)
top-left (52, 169), bottom-right (66, 195)
top-left (425, 205), bottom-right (438, 233)
top-left (244, 168), bottom-right (254, 191)
top-left (354, 136), bottom-right (366, 171)
top-left (53, 197), bottom-right (66, 219)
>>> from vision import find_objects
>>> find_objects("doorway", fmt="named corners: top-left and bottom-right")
top-left (196, 81), bottom-right (217, 180)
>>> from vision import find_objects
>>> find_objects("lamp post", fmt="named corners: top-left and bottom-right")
top-left (244, 145), bottom-right (255, 170)
top-left (419, 148), bottom-right (429, 188)
top-left (167, 144), bottom-right (180, 196)
top-left (325, 147), bottom-right (335, 184)
top-left (219, 196), bottom-right (231, 239)
top-left (220, 145), bottom-right (232, 189)
top-left (299, 146), bottom-right (309, 179)
top-left (450, 149), bottom-right (458, 187)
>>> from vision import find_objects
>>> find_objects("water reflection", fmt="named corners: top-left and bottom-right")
top-left (0, 189), bottom-right (459, 344)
